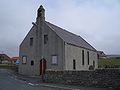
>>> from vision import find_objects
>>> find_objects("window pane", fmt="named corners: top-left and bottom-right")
top-left (31, 60), bottom-right (34, 66)
top-left (30, 38), bottom-right (33, 46)
top-left (22, 56), bottom-right (27, 64)
top-left (44, 35), bottom-right (48, 44)
top-left (82, 50), bottom-right (84, 65)
top-left (93, 61), bottom-right (95, 68)
top-left (87, 51), bottom-right (89, 65)
top-left (52, 56), bottom-right (57, 64)
top-left (73, 59), bottom-right (76, 70)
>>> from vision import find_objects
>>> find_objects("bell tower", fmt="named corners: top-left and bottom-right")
top-left (36, 5), bottom-right (45, 23)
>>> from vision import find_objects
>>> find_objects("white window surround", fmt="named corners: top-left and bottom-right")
top-left (22, 56), bottom-right (27, 64)
top-left (52, 55), bottom-right (58, 64)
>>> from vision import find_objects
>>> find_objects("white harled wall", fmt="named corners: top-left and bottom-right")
top-left (65, 43), bottom-right (98, 70)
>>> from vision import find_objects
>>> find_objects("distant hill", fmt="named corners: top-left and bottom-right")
top-left (107, 55), bottom-right (120, 59)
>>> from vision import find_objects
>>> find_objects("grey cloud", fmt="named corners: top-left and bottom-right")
top-left (46, 0), bottom-right (120, 54)
top-left (0, 0), bottom-right (120, 57)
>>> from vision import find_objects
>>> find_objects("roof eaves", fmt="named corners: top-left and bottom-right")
top-left (67, 43), bottom-right (97, 52)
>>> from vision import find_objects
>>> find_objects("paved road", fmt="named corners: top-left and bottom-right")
top-left (0, 69), bottom-right (38, 90)
top-left (0, 69), bottom-right (114, 90)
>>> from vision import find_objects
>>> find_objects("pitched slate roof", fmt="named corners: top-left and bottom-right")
top-left (45, 21), bottom-right (96, 51)
top-left (0, 54), bottom-right (11, 60)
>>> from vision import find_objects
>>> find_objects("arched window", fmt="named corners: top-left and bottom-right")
top-left (73, 59), bottom-right (76, 70)
top-left (87, 51), bottom-right (89, 65)
top-left (31, 60), bottom-right (34, 66)
top-left (82, 50), bottom-right (84, 65)
top-left (93, 61), bottom-right (95, 68)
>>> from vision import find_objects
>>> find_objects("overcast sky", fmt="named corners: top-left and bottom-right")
top-left (0, 0), bottom-right (120, 57)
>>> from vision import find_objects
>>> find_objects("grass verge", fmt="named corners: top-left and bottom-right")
top-left (0, 64), bottom-right (18, 72)
top-left (98, 58), bottom-right (120, 68)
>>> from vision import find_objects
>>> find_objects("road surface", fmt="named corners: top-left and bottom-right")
top-left (0, 69), bottom-right (113, 90)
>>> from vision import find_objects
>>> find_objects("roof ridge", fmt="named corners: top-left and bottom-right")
top-left (45, 21), bottom-right (80, 37)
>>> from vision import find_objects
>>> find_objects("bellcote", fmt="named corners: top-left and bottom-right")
top-left (37, 5), bottom-right (45, 22)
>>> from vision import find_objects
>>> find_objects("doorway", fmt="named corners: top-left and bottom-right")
top-left (40, 58), bottom-right (47, 75)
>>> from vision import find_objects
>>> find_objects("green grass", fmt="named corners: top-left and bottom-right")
top-left (0, 64), bottom-right (18, 72)
top-left (98, 58), bottom-right (120, 68)
top-left (99, 58), bottom-right (120, 65)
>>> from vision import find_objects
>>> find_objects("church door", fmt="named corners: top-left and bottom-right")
top-left (40, 59), bottom-right (47, 75)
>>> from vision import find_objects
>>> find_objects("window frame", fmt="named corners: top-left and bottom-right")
top-left (51, 55), bottom-right (58, 65)
top-left (31, 60), bottom-right (34, 66)
top-left (30, 37), bottom-right (33, 46)
top-left (44, 34), bottom-right (48, 44)
top-left (82, 50), bottom-right (84, 65)
top-left (87, 51), bottom-right (89, 65)
top-left (73, 59), bottom-right (76, 70)
top-left (22, 56), bottom-right (27, 64)
top-left (93, 60), bottom-right (95, 68)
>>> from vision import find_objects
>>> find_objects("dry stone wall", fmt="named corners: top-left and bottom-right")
top-left (44, 69), bottom-right (120, 89)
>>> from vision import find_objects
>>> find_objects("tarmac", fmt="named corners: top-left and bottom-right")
top-left (12, 70), bottom-right (116, 90)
